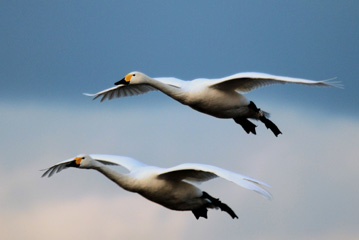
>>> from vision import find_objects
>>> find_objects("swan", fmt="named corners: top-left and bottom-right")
top-left (42, 154), bottom-right (272, 219)
top-left (85, 72), bottom-right (341, 136)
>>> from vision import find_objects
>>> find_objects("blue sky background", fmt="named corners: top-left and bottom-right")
top-left (1, 1), bottom-right (358, 240)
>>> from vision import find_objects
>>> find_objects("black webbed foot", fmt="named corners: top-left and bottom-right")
top-left (202, 192), bottom-right (238, 219)
top-left (192, 207), bottom-right (208, 219)
top-left (248, 101), bottom-right (281, 136)
top-left (259, 116), bottom-right (282, 137)
top-left (233, 117), bottom-right (257, 135)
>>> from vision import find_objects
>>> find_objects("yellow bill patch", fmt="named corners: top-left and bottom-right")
top-left (124, 74), bottom-right (133, 82)
top-left (74, 157), bottom-right (82, 165)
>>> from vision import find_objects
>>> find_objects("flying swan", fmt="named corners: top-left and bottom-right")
top-left (42, 154), bottom-right (272, 219)
top-left (85, 72), bottom-right (341, 136)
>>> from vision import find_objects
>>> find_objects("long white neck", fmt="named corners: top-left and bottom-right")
top-left (93, 164), bottom-right (138, 192)
top-left (145, 77), bottom-right (187, 103)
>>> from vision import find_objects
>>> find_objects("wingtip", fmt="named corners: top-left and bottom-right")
top-left (244, 178), bottom-right (272, 200)
top-left (83, 92), bottom-right (102, 101)
top-left (40, 169), bottom-right (49, 178)
top-left (323, 77), bottom-right (344, 89)
top-left (265, 190), bottom-right (273, 200)
top-left (255, 189), bottom-right (273, 201)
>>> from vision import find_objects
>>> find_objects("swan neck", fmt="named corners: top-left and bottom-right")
top-left (95, 165), bottom-right (135, 191)
top-left (146, 77), bottom-right (184, 100)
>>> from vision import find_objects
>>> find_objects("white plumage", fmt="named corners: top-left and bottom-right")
top-left (42, 154), bottom-right (272, 219)
top-left (85, 72), bottom-right (341, 136)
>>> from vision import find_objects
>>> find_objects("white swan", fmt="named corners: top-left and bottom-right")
top-left (85, 72), bottom-right (341, 136)
top-left (42, 154), bottom-right (272, 219)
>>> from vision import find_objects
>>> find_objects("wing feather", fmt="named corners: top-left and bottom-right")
top-left (210, 72), bottom-right (342, 92)
top-left (84, 84), bottom-right (157, 102)
top-left (158, 169), bottom-right (217, 182)
top-left (157, 163), bottom-right (272, 200)
top-left (41, 158), bottom-right (76, 178)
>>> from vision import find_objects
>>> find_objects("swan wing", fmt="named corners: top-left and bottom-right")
top-left (84, 84), bottom-right (157, 102)
top-left (209, 72), bottom-right (342, 92)
top-left (41, 154), bottom-right (147, 178)
top-left (157, 163), bottom-right (272, 200)
top-left (84, 77), bottom-right (183, 102)
top-left (41, 157), bottom-right (78, 178)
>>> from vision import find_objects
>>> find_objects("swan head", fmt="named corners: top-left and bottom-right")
top-left (114, 71), bottom-right (148, 85)
top-left (73, 154), bottom-right (99, 169)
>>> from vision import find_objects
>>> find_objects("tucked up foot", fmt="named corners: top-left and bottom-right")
top-left (233, 117), bottom-right (257, 135)
top-left (192, 206), bottom-right (208, 219)
top-left (248, 101), bottom-right (282, 137)
top-left (193, 192), bottom-right (238, 219)
top-left (259, 116), bottom-right (282, 137)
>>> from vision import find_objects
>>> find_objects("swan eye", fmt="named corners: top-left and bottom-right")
top-left (82, 157), bottom-right (85, 159)
top-left (133, 74), bottom-right (136, 77)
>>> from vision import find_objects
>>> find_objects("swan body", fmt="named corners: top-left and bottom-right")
top-left (42, 154), bottom-right (272, 219)
top-left (85, 72), bottom-right (341, 136)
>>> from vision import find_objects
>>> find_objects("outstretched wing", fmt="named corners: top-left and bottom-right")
top-left (157, 163), bottom-right (272, 200)
top-left (41, 157), bottom-right (79, 178)
top-left (41, 154), bottom-right (147, 178)
top-left (209, 72), bottom-right (342, 92)
top-left (84, 77), bottom-right (183, 102)
top-left (84, 84), bottom-right (157, 102)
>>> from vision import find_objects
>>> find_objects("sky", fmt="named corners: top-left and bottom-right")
top-left (1, 1), bottom-right (358, 239)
